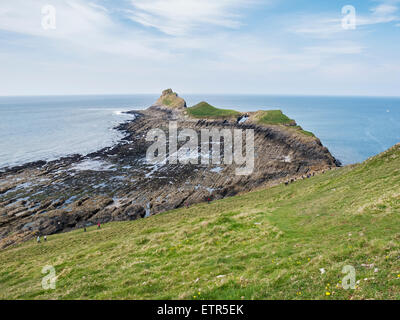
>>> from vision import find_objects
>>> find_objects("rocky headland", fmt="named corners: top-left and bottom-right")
top-left (0, 89), bottom-right (340, 249)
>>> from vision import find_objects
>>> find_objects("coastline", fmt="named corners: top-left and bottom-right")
top-left (0, 92), bottom-right (339, 249)
top-left (0, 111), bottom-right (136, 174)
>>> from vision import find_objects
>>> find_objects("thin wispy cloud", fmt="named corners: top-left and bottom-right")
top-left (0, 0), bottom-right (110, 37)
top-left (292, 1), bottom-right (400, 38)
top-left (0, 0), bottom-right (171, 60)
top-left (290, 16), bottom-right (343, 38)
top-left (127, 0), bottom-right (253, 36)
top-left (304, 44), bottom-right (364, 55)
top-left (357, 3), bottom-right (400, 25)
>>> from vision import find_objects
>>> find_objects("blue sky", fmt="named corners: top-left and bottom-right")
top-left (0, 0), bottom-right (399, 96)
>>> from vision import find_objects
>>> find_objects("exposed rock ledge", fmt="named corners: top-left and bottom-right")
top-left (0, 90), bottom-right (339, 249)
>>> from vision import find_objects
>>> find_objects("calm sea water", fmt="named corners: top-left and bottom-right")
top-left (0, 94), bottom-right (399, 169)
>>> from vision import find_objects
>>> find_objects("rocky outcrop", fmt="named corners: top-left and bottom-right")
top-left (153, 88), bottom-right (187, 110)
top-left (0, 90), bottom-right (339, 249)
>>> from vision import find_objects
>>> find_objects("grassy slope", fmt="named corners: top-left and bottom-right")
top-left (187, 105), bottom-right (314, 138)
top-left (256, 110), bottom-right (315, 137)
top-left (255, 110), bottom-right (295, 125)
top-left (187, 102), bottom-right (241, 119)
top-left (1, 145), bottom-right (400, 300)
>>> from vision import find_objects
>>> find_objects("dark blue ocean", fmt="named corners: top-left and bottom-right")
top-left (1, 94), bottom-right (399, 169)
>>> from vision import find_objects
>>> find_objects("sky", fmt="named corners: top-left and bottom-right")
top-left (0, 0), bottom-right (399, 96)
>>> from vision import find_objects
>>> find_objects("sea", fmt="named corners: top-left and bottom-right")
top-left (1, 94), bottom-right (399, 169)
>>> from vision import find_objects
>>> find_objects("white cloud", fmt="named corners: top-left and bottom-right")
top-left (357, 3), bottom-right (399, 25)
top-left (128, 0), bottom-right (253, 35)
top-left (371, 4), bottom-right (398, 15)
top-left (0, 0), bottom-right (112, 38)
top-left (304, 44), bottom-right (364, 55)
top-left (0, 0), bottom-right (171, 60)
top-left (290, 16), bottom-right (343, 38)
top-left (292, 1), bottom-right (400, 38)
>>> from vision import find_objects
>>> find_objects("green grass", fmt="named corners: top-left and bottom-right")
top-left (255, 110), bottom-right (296, 126)
top-left (299, 129), bottom-right (315, 137)
top-left (186, 105), bottom-right (314, 138)
top-left (292, 125), bottom-right (315, 137)
top-left (256, 111), bottom-right (315, 137)
top-left (1, 144), bottom-right (400, 300)
top-left (187, 102), bottom-right (241, 119)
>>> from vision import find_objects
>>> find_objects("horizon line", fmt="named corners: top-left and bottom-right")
top-left (1, 93), bottom-right (400, 99)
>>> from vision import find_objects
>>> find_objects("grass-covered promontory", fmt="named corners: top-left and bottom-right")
top-left (1, 144), bottom-right (400, 300)
top-left (187, 101), bottom-right (241, 119)
top-left (255, 110), bottom-right (296, 126)
top-left (255, 110), bottom-right (315, 137)
top-left (186, 105), bottom-right (315, 138)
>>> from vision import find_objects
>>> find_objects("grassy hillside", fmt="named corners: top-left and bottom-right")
top-left (187, 102), bottom-right (241, 119)
top-left (255, 110), bottom-right (296, 125)
top-left (1, 144), bottom-right (400, 300)
top-left (255, 110), bottom-right (315, 137)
